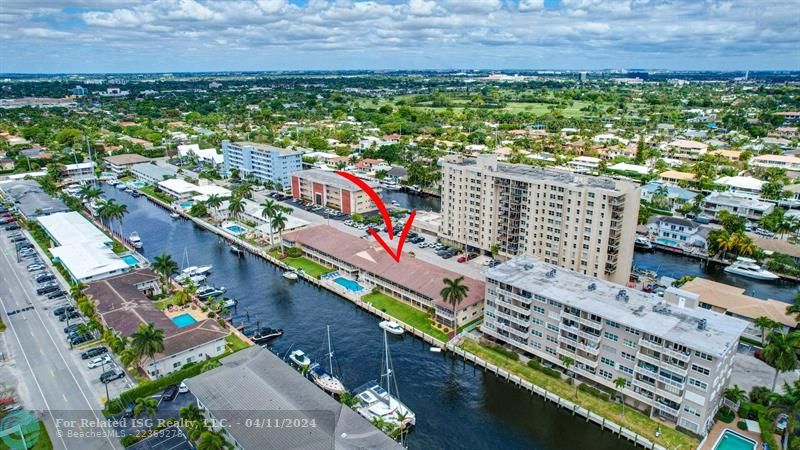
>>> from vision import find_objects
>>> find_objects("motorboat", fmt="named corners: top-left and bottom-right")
top-left (175, 273), bottom-right (206, 285)
top-left (131, 190), bottom-right (141, 198)
top-left (181, 265), bottom-right (212, 276)
top-left (282, 271), bottom-right (299, 280)
top-left (288, 349), bottom-right (312, 369)
top-left (634, 236), bottom-right (653, 250)
top-left (354, 330), bottom-right (416, 429)
top-left (169, 212), bottom-right (180, 219)
top-left (246, 325), bottom-right (283, 344)
top-left (128, 232), bottom-right (143, 249)
top-left (230, 244), bottom-right (245, 256)
top-left (221, 298), bottom-right (238, 308)
top-left (115, 182), bottom-right (126, 189)
top-left (308, 325), bottom-right (346, 395)
top-left (379, 320), bottom-right (404, 335)
top-left (724, 257), bottom-right (779, 281)
top-left (196, 285), bottom-right (226, 300)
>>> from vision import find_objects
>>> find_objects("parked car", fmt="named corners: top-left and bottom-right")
top-left (27, 264), bottom-right (45, 272)
top-left (53, 305), bottom-right (75, 316)
top-left (4, 224), bottom-right (20, 231)
top-left (81, 346), bottom-right (108, 359)
top-left (37, 285), bottom-right (59, 295)
top-left (161, 385), bottom-right (179, 401)
top-left (69, 333), bottom-right (92, 346)
top-left (100, 368), bottom-right (124, 383)
top-left (122, 403), bottom-right (135, 418)
top-left (46, 290), bottom-right (66, 300)
top-left (59, 311), bottom-right (81, 322)
top-left (64, 323), bottom-right (81, 334)
top-left (457, 255), bottom-right (467, 263)
top-left (88, 355), bottom-right (112, 369)
top-left (178, 382), bottom-right (189, 394)
top-left (36, 275), bottom-right (55, 284)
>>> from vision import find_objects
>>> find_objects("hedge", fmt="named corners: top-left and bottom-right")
top-left (526, 359), bottom-right (561, 378)
top-left (487, 343), bottom-right (519, 361)
top-left (737, 420), bottom-right (748, 431)
top-left (715, 406), bottom-right (735, 424)
top-left (578, 383), bottom-right (611, 401)
top-left (758, 415), bottom-right (779, 450)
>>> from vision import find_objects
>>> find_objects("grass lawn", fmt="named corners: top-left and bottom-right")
top-left (225, 333), bottom-right (250, 352)
top-left (362, 292), bottom-right (449, 342)
top-left (268, 251), bottom-right (331, 278)
top-left (140, 185), bottom-right (174, 205)
top-left (0, 420), bottom-right (53, 450)
top-left (152, 294), bottom-right (183, 310)
top-left (459, 340), bottom-right (697, 450)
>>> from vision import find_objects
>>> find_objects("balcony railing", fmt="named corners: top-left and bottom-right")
top-left (636, 352), bottom-right (662, 367)
top-left (656, 385), bottom-right (684, 404)
top-left (653, 401), bottom-right (680, 417)
top-left (662, 347), bottom-right (692, 363)
top-left (557, 346), bottom-right (599, 368)
top-left (561, 322), bottom-right (601, 344)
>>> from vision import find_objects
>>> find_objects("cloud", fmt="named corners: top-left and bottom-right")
top-left (0, 0), bottom-right (797, 72)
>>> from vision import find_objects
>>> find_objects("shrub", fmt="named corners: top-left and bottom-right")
top-left (487, 343), bottom-right (519, 361)
top-left (749, 386), bottom-right (772, 406)
top-left (579, 383), bottom-right (610, 401)
top-left (526, 359), bottom-right (561, 378)
top-left (120, 433), bottom-right (149, 447)
top-left (715, 406), bottom-right (735, 424)
top-left (737, 420), bottom-right (748, 431)
top-left (737, 402), bottom-right (763, 420)
top-left (285, 247), bottom-right (302, 258)
top-left (758, 415), bottom-right (779, 450)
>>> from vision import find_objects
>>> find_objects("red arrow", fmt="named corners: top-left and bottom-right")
top-left (335, 171), bottom-right (416, 262)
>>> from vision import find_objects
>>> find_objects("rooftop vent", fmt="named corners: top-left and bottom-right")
top-left (616, 290), bottom-right (629, 302)
top-left (652, 302), bottom-right (672, 315)
top-left (587, 282), bottom-right (596, 291)
top-left (698, 318), bottom-right (707, 331)
top-left (523, 263), bottom-right (535, 271)
top-left (633, 305), bottom-right (646, 316)
top-left (546, 268), bottom-right (557, 278)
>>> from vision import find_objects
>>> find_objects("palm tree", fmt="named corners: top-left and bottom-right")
top-left (763, 330), bottom-right (800, 391)
top-left (78, 184), bottom-right (102, 203)
top-left (173, 288), bottom-right (193, 306)
top-left (440, 276), bottom-right (470, 330)
top-left (234, 183), bottom-right (253, 200)
top-left (152, 253), bottom-right (179, 291)
top-left (70, 282), bottom-right (87, 299)
top-left (179, 402), bottom-right (204, 422)
top-left (560, 355), bottom-right (577, 396)
top-left (787, 294), bottom-right (800, 322)
top-left (270, 211), bottom-right (288, 255)
top-left (732, 232), bottom-right (756, 257)
top-left (196, 430), bottom-right (230, 450)
top-left (130, 323), bottom-right (166, 369)
top-left (133, 397), bottom-right (158, 418)
top-left (754, 316), bottom-right (780, 346)
top-left (205, 194), bottom-right (223, 216)
top-left (767, 380), bottom-right (800, 447)
top-left (714, 231), bottom-right (736, 261)
top-left (119, 347), bottom-right (137, 369)
top-left (724, 385), bottom-right (747, 404)
top-left (227, 196), bottom-right (244, 221)
top-left (613, 377), bottom-right (627, 418)
top-left (260, 199), bottom-right (279, 246)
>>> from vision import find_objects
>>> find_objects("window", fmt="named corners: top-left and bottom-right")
top-left (531, 317), bottom-right (544, 326)
top-left (547, 335), bottom-right (558, 344)
top-left (688, 378), bottom-right (708, 390)
top-left (546, 323), bottom-right (559, 333)
top-left (598, 369), bottom-right (613, 380)
top-left (621, 352), bottom-right (635, 362)
top-left (624, 326), bottom-right (640, 336)
top-left (623, 339), bottom-right (637, 349)
top-left (546, 347), bottom-right (557, 355)
top-left (691, 364), bottom-right (710, 376)
top-left (531, 341), bottom-right (542, 349)
top-left (605, 320), bottom-right (620, 329)
top-left (694, 351), bottom-right (713, 361)
top-left (684, 406), bottom-right (701, 417)
top-left (602, 345), bottom-right (616, 354)
top-left (619, 365), bottom-right (634, 375)
top-left (604, 331), bottom-right (619, 342)
top-left (531, 329), bottom-right (543, 338)
top-left (533, 305), bottom-right (545, 315)
top-left (601, 357), bottom-right (615, 368)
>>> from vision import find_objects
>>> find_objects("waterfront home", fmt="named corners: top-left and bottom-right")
top-left (701, 191), bottom-right (774, 222)
top-left (61, 162), bottom-right (96, 182)
top-left (36, 211), bottom-right (130, 282)
top-left (184, 346), bottom-right (402, 449)
top-left (102, 154), bottom-right (152, 175)
top-left (176, 144), bottom-right (223, 166)
top-left (84, 269), bottom-right (229, 379)
top-left (750, 154), bottom-right (800, 172)
top-left (131, 163), bottom-right (177, 185)
top-left (646, 216), bottom-right (710, 252)
top-left (0, 179), bottom-right (70, 219)
top-left (664, 139), bottom-right (708, 161)
top-left (283, 225), bottom-right (485, 328)
top-left (157, 178), bottom-right (232, 202)
top-left (481, 256), bottom-right (748, 435)
top-left (658, 170), bottom-right (697, 184)
top-left (681, 277), bottom-right (798, 340)
top-left (290, 169), bottom-right (381, 214)
top-left (715, 176), bottom-right (765, 195)
top-left (640, 182), bottom-right (698, 210)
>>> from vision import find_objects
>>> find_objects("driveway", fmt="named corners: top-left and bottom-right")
top-left (729, 345), bottom-right (799, 394)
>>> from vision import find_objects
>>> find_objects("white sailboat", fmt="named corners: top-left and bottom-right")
top-left (354, 330), bottom-right (416, 430)
top-left (724, 257), bottom-right (779, 281)
top-left (309, 326), bottom-right (346, 395)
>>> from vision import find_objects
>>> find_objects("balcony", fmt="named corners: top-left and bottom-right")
top-left (495, 299), bottom-right (532, 315)
top-left (656, 385), bottom-right (684, 404)
top-left (634, 364), bottom-right (659, 378)
top-left (662, 347), bottom-right (691, 363)
top-left (557, 346), bottom-right (599, 368)
top-left (636, 352), bottom-right (662, 367)
top-left (639, 339), bottom-right (663, 353)
top-left (561, 322), bottom-right (601, 345)
top-left (653, 401), bottom-right (680, 417)
top-left (559, 333), bottom-right (600, 355)
top-left (660, 360), bottom-right (689, 377)
top-left (496, 323), bottom-right (530, 341)
top-left (495, 310), bottom-right (530, 327)
top-left (578, 316), bottom-right (603, 331)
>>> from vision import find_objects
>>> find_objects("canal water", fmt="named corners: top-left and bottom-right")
top-left (103, 185), bottom-right (633, 450)
top-left (380, 191), bottom-right (798, 302)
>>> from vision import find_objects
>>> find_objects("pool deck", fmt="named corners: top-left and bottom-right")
top-left (702, 423), bottom-right (761, 450)
top-left (163, 303), bottom-right (208, 322)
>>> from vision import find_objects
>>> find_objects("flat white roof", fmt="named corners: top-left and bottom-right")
top-left (37, 211), bottom-right (110, 246)
top-left (64, 162), bottom-right (96, 171)
top-left (51, 242), bottom-right (129, 281)
top-left (158, 178), bottom-right (198, 194)
top-left (609, 162), bottom-right (650, 175)
top-left (715, 176), bottom-right (765, 191)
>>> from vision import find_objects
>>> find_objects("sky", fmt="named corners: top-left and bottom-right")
top-left (1, 0), bottom-right (798, 73)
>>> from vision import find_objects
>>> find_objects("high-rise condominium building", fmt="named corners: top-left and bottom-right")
top-left (222, 141), bottom-right (303, 188)
top-left (481, 256), bottom-right (747, 435)
top-left (440, 154), bottom-right (640, 284)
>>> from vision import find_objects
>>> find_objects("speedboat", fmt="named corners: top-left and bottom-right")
top-left (288, 349), bottom-right (311, 369)
top-left (634, 236), bottom-right (653, 250)
top-left (247, 327), bottom-right (283, 344)
top-left (131, 190), bottom-right (141, 197)
top-left (221, 298), bottom-right (238, 308)
top-left (196, 285), bottom-right (226, 300)
top-left (175, 273), bottom-right (206, 285)
top-left (115, 182), bottom-right (126, 189)
top-left (379, 320), bottom-right (404, 335)
top-left (308, 363), bottom-right (347, 395)
top-left (181, 265), bottom-right (212, 276)
top-left (724, 257), bottom-right (779, 281)
top-left (230, 244), bottom-right (245, 256)
top-left (282, 271), bottom-right (299, 280)
top-left (170, 212), bottom-right (180, 219)
top-left (128, 232), bottom-right (143, 249)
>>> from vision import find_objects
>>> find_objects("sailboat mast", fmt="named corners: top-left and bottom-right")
top-left (327, 325), bottom-right (334, 375)
top-left (383, 329), bottom-right (391, 399)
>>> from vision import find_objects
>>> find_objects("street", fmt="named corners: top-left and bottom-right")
top-left (0, 228), bottom-right (124, 450)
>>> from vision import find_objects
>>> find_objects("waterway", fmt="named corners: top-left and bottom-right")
top-left (103, 185), bottom-right (633, 450)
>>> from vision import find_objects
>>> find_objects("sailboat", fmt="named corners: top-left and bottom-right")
top-left (353, 330), bottom-right (416, 429)
top-left (308, 326), bottom-right (346, 395)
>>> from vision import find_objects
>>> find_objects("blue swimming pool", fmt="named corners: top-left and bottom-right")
top-left (226, 224), bottom-right (246, 234)
top-left (130, 181), bottom-right (146, 188)
top-left (171, 313), bottom-right (197, 328)
top-left (712, 430), bottom-right (756, 450)
top-left (334, 277), bottom-right (365, 293)
top-left (121, 255), bottom-right (138, 267)
top-left (179, 202), bottom-right (193, 209)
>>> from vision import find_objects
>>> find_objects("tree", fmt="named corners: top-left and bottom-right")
top-left (763, 330), bottom-right (800, 391)
top-left (260, 199), bottom-right (279, 247)
top-left (234, 183), bottom-right (253, 200)
top-left (767, 379), bottom-right (800, 447)
top-left (724, 385), bottom-right (747, 404)
top-left (77, 184), bottom-right (102, 203)
top-left (130, 323), bottom-right (166, 369)
top-left (196, 430), bottom-right (231, 450)
top-left (717, 210), bottom-right (745, 234)
top-left (270, 212), bottom-right (288, 255)
top-left (440, 276), bottom-right (470, 330)
top-left (754, 316), bottom-right (780, 346)
top-left (560, 355), bottom-right (577, 396)
top-left (133, 397), bottom-right (158, 419)
top-left (227, 195), bottom-right (244, 221)
top-left (787, 294), bottom-right (800, 322)
top-left (613, 377), bottom-right (627, 418)
top-left (152, 253), bottom-right (178, 291)
top-left (205, 194), bottom-right (223, 216)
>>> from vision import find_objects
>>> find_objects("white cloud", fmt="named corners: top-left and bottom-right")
top-left (519, 0), bottom-right (545, 12)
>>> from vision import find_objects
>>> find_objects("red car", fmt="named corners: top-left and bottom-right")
top-left (754, 349), bottom-right (764, 361)
top-left (457, 256), bottom-right (467, 263)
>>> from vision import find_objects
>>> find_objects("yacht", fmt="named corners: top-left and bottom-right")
top-left (128, 232), bottom-right (143, 249)
top-left (169, 212), bottom-right (180, 219)
top-left (382, 181), bottom-right (401, 190)
top-left (288, 349), bottom-right (312, 370)
top-left (175, 273), bottom-right (206, 285)
top-left (246, 322), bottom-right (283, 344)
top-left (131, 190), bottom-right (141, 198)
top-left (724, 257), bottom-right (779, 281)
top-left (181, 265), bottom-right (213, 276)
top-left (354, 330), bottom-right (416, 430)
top-left (379, 320), bottom-right (404, 335)
top-left (308, 326), bottom-right (346, 395)
top-left (221, 298), bottom-right (238, 309)
top-left (282, 271), bottom-right (299, 280)
top-left (230, 244), bottom-right (245, 256)
top-left (634, 236), bottom-right (653, 250)
top-left (196, 285), bottom-right (226, 300)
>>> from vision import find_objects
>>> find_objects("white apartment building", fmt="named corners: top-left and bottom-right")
top-left (567, 156), bottom-right (601, 173)
top-left (702, 191), bottom-right (774, 222)
top-left (440, 155), bottom-right (639, 285)
top-left (222, 141), bottom-right (303, 188)
top-left (481, 256), bottom-right (747, 435)
top-left (62, 162), bottom-right (96, 182)
top-left (750, 154), bottom-right (800, 172)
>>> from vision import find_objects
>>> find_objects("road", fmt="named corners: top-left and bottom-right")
top-left (0, 230), bottom-right (122, 450)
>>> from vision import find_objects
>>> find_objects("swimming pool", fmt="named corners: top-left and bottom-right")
top-left (179, 201), bottom-right (193, 209)
top-left (171, 313), bottom-right (197, 328)
top-left (226, 224), bottom-right (246, 234)
top-left (121, 255), bottom-right (139, 267)
top-left (712, 430), bottom-right (757, 450)
top-left (334, 277), bottom-right (365, 293)
top-left (130, 181), bottom-right (146, 189)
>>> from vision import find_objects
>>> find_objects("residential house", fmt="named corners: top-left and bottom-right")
top-left (702, 191), bottom-right (774, 221)
top-left (665, 139), bottom-right (708, 161)
top-left (103, 154), bottom-right (152, 175)
top-left (646, 216), bottom-right (710, 252)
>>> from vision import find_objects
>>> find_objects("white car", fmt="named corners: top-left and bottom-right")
top-left (179, 382), bottom-right (189, 393)
top-left (88, 355), bottom-right (112, 369)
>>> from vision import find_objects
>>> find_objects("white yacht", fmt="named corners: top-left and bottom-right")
top-left (181, 265), bottom-right (213, 276)
top-left (379, 320), bottom-right (404, 335)
top-left (354, 330), bottom-right (416, 430)
top-left (128, 232), bottom-right (143, 249)
top-left (196, 285), bottom-right (226, 300)
top-left (724, 257), bottom-right (779, 281)
top-left (169, 212), bottom-right (181, 219)
top-left (634, 236), bottom-right (653, 250)
top-left (282, 271), bottom-right (299, 280)
top-left (288, 349), bottom-right (311, 369)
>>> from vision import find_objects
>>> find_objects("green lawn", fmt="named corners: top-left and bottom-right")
top-left (459, 340), bottom-right (697, 450)
top-left (225, 333), bottom-right (250, 352)
top-left (268, 251), bottom-right (331, 278)
top-left (362, 292), bottom-right (449, 342)
top-left (152, 294), bottom-right (182, 310)
top-left (140, 185), bottom-right (174, 205)
top-left (0, 420), bottom-right (53, 450)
